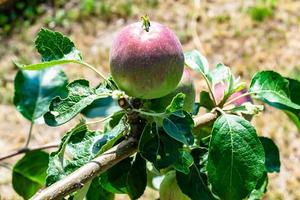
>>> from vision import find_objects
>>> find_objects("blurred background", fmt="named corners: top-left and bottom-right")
top-left (0, 0), bottom-right (300, 199)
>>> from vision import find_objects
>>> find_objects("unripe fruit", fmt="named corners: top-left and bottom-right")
top-left (227, 88), bottom-right (252, 106)
top-left (149, 69), bottom-right (196, 112)
top-left (110, 18), bottom-right (184, 99)
top-left (214, 83), bottom-right (252, 106)
top-left (159, 171), bottom-right (190, 200)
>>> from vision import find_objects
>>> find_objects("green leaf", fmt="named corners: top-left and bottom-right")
top-left (163, 112), bottom-right (194, 145)
top-left (44, 80), bottom-right (111, 126)
top-left (248, 173), bottom-right (268, 200)
top-left (228, 102), bottom-right (264, 115)
top-left (86, 178), bottom-right (114, 200)
top-left (139, 124), bottom-right (183, 169)
top-left (288, 78), bottom-right (300, 103)
top-left (46, 123), bottom-right (97, 185)
top-left (249, 71), bottom-right (300, 110)
top-left (176, 165), bottom-right (214, 200)
top-left (207, 114), bottom-right (265, 200)
top-left (191, 103), bottom-right (200, 116)
top-left (100, 154), bottom-right (147, 199)
top-left (208, 63), bottom-right (238, 105)
top-left (259, 137), bottom-right (280, 173)
top-left (73, 181), bottom-right (92, 200)
top-left (163, 118), bottom-right (188, 144)
top-left (127, 154), bottom-right (147, 199)
top-left (92, 119), bottom-right (126, 156)
top-left (184, 50), bottom-right (209, 74)
top-left (35, 28), bottom-right (82, 62)
top-left (208, 63), bottom-right (232, 86)
top-left (166, 93), bottom-right (186, 113)
top-left (13, 67), bottom-right (68, 122)
top-left (18, 28), bottom-right (84, 71)
top-left (12, 150), bottom-right (49, 199)
top-left (46, 119), bottom-right (126, 186)
top-left (100, 158), bottom-right (131, 194)
top-left (172, 150), bottom-right (194, 174)
top-left (176, 148), bottom-right (215, 200)
top-left (81, 96), bottom-right (120, 118)
top-left (154, 132), bottom-right (183, 169)
top-left (105, 111), bottom-right (125, 131)
top-left (286, 110), bottom-right (300, 131)
top-left (284, 78), bottom-right (300, 131)
top-left (138, 123), bottom-right (160, 162)
top-left (199, 91), bottom-right (214, 110)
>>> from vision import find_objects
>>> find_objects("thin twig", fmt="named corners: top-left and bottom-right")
top-left (77, 60), bottom-right (117, 90)
top-left (24, 121), bottom-right (34, 148)
top-left (30, 112), bottom-right (219, 200)
top-left (0, 143), bottom-right (58, 162)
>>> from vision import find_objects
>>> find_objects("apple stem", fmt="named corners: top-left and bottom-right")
top-left (141, 15), bottom-right (151, 32)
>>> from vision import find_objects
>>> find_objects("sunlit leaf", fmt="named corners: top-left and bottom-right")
top-left (12, 150), bottom-right (49, 199)
top-left (44, 80), bottom-right (111, 126)
top-left (207, 114), bottom-right (265, 200)
top-left (14, 67), bottom-right (68, 122)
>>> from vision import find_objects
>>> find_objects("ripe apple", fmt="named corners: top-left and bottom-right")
top-left (110, 18), bottom-right (184, 99)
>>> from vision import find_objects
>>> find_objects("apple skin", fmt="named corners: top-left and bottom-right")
top-left (110, 21), bottom-right (184, 99)
top-left (159, 171), bottom-right (191, 200)
top-left (228, 88), bottom-right (252, 106)
top-left (149, 69), bottom-right (195, 112)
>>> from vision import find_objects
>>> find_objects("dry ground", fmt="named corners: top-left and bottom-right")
top-left (0, 0), bottom-right (300, 199)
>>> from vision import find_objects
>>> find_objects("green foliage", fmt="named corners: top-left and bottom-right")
top-left (14, 67), bottom-right (68, 122)
top-left (36, 28), bottom-right (82, 62)
top-left (184, 50), bottom-right (209, 75)
top-left (93, 118), bottom-right (127, 156)
top-left (86, 178), bottom-right (114, 200)
top-left (18, 28), bottom-right (84, 71)
top-left (176, 148), bottom-right (215, 200)
top-left (139, 123), bottom-right (183, 169)
top-left (248, 0), bottom-right (277, 22)
top-left (46, 123), bottom-right (97, 185)
top-left (259, 137), bottom-right (280, 173)
top-left (284, 78), bottom-right (300, 131)
top-left (199, 91), bottom-right (214, 110)
top-left (250, 71), bottom-right (300, 130)
top-left (248, 6), bottom-right (273, 22)
top-left (81, 96), bottom-right (120, 118)
top-left (12, 150), bottom-right (49, 199)
top-left (207, 114), bottom-right (265, 200)
top-left (248, 173), bottom-right (268, 200)
top-left (208, 63), bottom-right (245, 105)
top-left (44, 80), bottom-right (111, 126)
top-left (172, 150), bottom-right (194, 174)
top-left (250, 71), bottom-right (300, 110)
top-left (163, 112), bottom-right (194, 145)
top-left (99, 154), bottom-right (147, 199)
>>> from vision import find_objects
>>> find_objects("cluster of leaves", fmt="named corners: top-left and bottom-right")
top-left (10, 28), bottom-right (300, 200)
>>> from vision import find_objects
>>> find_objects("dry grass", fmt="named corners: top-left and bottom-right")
top-left (0, 0), bottom-right (300, 199)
